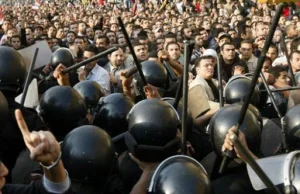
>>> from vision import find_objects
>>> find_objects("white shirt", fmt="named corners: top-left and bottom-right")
top-left (86, 64), bottom-right (111, 94)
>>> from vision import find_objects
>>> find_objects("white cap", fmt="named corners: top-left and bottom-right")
top-left (203, 49), bottom-right (218, 59)
top-left (247, 151), bottom-right (300, 190)
top-left (272, 56), bottom-right (288, 67)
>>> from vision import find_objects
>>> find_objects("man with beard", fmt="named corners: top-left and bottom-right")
top-left (62, 31), bottom-right (76, 48)
top-left (191, 32), bottom-right (206, 64)
top-left (104, 47), bottom-right (132, 93)
top-left (198, 28), bottom-right (209, 48)
top-left (166, 42), bottom-right (183, 65)
top-left (86, 27), bottom-right (94, 44)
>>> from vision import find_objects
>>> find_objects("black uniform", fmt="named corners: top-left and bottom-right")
top-left (0, 97), bottom-right (46, 183)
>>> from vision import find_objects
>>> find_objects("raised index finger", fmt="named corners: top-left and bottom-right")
top-left (15, 109), bottom-right (31, 142)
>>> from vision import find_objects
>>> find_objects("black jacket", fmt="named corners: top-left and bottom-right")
top-left (0, 97), bottom-right (46, 183)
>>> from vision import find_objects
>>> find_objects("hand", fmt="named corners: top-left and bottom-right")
top-left (53, 64), bottom-right (70, 86)
top-left (120, 70), bottom-right (133, 90)
top-left (158, 50), bottom-right (170, 62)
top-left (110, 73), bottom-right (118, 84)
top-left (255, 36), bottom-right (265, 49)
top-left (200, 47), bottom-right (206, 54)
top-left (77, 67), bottom-right (86, 81)
top-left (144, 84), bottom-right (161, 99)
top-left (129, 153), bottom-right (158, 172)
top-left (221, 126), bottom-right (248, 160)
top-left (15, 109), bottom-right (60, 166)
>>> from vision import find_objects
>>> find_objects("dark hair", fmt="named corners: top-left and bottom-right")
top-left (163, 33), bottom-right (177, 40)
top-left (69, 21), bottom-right (78, 26)
top-left (290, 50), bottom-right (300, 60)
top-left (232, 60), bottom-right (249, 74)
top-left (84, 45), bottom-right (99, 54)
top-left (195, 55), bottom-right (215, 67)
top-left (105, 30), bottom-right (116, 37)
top-left (212, 28), bottom-right (224, 38)
top-left (67, 31), bottom-right (76, 37)
top-left (264, 56), bottom-right (272, 64)
top-left (166, 41), bottom-right (180, 51)
top-left (268, 43), bottom-right (278, 54)
top-left (75, 36), bottom-right (84, 41)
top-left (132, 39), bottom-right (146, 48)
top-left (241, 39), bottom-right (254, 46)
top-left (238, 24), bottom-right (250, 38)
top-left (221, 42), bottom-right (235, 51)
top-left (268, 65), bottom-right (288, 79)
top-left (95, 35), bottom-right (110, 45)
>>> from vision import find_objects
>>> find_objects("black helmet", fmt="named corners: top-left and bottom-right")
top-left (285, 105), bottom-right (300, 149)
top-left (0, 46), bottom-right (27, 94)
top-left (234, 101), bottom-right (263, 129)
top-left (136, 60), bottom-right (168, 91)
top-left (257, 82), bottom-right (268, 107)
top-left (125, 99), bottom-right (180, 162)
top-left (61, 125), bottom-right (116, 186)
top-left (93, 93), bottom-right (134, 137)
top-left (51, 45), bottom-right (61, 53)
top-left (38, 86), bottom-right (87, 139)
top-left (50, 48), bottom-right (74, 68)
top-left (224, 75), bottom-right (260, 107)
top-left (73, 80), bottom-right (106, 110)
top-left (162, 97), bottom-right (193, 137)
top-left (0, 91), bottom-right (9, 128)
top-left (208, 104), bottom-right (261, 157)
top-left (148, 155), bottom-right (212, 194)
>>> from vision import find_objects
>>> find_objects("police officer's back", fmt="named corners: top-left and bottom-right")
top-left (0, 46), bottom-right (45, 182)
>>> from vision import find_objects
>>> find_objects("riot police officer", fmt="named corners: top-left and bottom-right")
top-left (0, 46), bottom-right (46, 182)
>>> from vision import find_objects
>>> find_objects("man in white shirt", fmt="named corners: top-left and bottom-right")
top-left (78, 45), bottom-right (111, 94)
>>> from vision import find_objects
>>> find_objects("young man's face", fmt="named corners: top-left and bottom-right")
top-left (11, 37), bottom-right (21, 50)
top-left (276, 71), bottom-right (289, 85)
top-left (167, 43), bottom-right (181, 61)
top-left (266, 47), bottom-right (278, 62)
top-left (240, 43), bottom-right (253, 60)
top-left (196, 58), bottom-right (215, 80)
top-left (291, 52), bottom-right (300, 73)
top-left (221, 45), bottom-right (235, 61)
top-left (262, 60), bottom-right (271, 73)
top-left (133, 45), bottom-right (149, 61)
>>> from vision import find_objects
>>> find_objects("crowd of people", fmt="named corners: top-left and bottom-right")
top-left (0, 0), bottom-right (299, 193)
